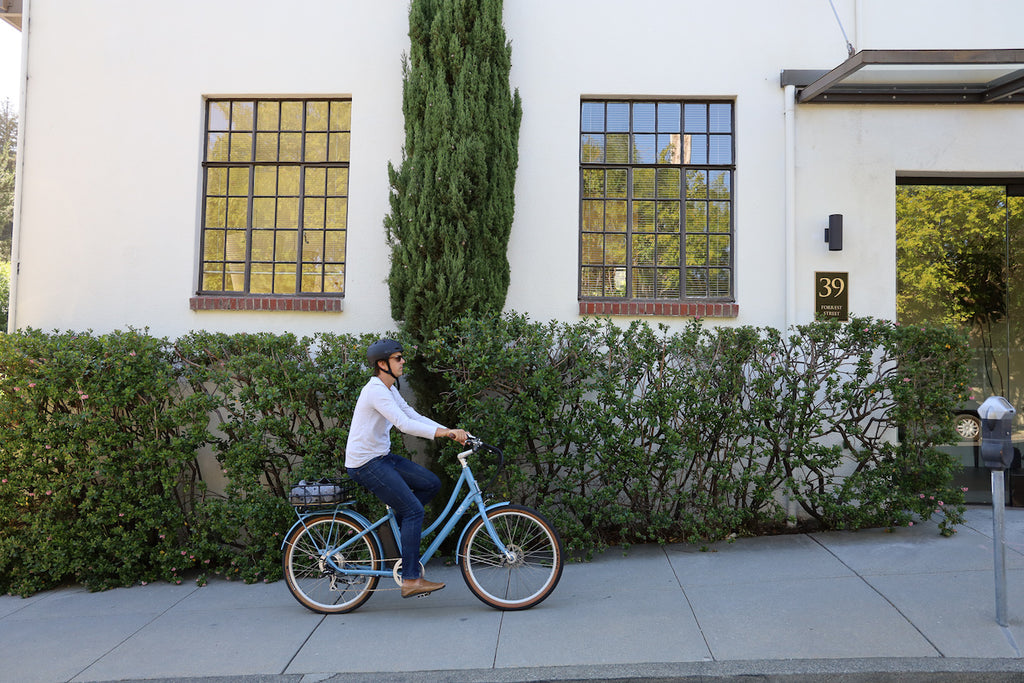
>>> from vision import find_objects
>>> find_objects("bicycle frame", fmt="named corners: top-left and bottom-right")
top-left (282, 446), bottom-right (513, 579)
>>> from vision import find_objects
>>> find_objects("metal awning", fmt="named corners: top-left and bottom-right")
top-left (781, 49), bottom-right (1024, 104)
top-left (0, 0), bottom-right (21, 30)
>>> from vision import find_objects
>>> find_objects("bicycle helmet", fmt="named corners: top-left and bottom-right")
top-left (367, 338), bottom-right (403, 366)
top-left (366, 339), bottom-right (405, 386)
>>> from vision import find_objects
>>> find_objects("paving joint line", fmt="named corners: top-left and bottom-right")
top-left (659, 544), bottom-right (716, 662)
top-left (283, 612), bottom-right (329, 675)
top-left (805, 533), bottom-right (946, 657)
top-left (69, 583), bottom-right (204, 683)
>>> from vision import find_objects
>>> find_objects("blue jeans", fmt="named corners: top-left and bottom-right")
top-left (347, 453), bottom-right (440, 581)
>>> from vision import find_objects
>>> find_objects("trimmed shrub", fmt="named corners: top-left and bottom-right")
top-left (0, 329), bottom-right (212, 595)
top-left (427, 314), bottom-right (971, 551)
top-left (174, 331), bottom-right (405, 583)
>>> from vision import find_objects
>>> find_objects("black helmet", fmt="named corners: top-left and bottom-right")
top-left (366, 338), bottom-right (404, 367)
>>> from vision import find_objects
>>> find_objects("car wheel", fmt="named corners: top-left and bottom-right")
top-left (955, 413), bottom-right (981, 441)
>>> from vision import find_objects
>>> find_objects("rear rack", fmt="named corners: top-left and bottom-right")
top-left (288, 478), bottom-right (358, 508)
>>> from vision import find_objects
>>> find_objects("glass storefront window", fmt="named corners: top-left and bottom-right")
top-left (897, 183), bottom-right (1024, 504)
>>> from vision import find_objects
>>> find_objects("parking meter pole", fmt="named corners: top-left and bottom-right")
top-left (992, 469), bottom-right (1008, 627)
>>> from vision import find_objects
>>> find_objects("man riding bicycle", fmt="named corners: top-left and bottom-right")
top-left (344, 339), bottom-right (468, 598)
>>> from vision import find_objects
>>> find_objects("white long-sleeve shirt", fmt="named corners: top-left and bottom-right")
top-left (344, 376), bottom-right (445, 468)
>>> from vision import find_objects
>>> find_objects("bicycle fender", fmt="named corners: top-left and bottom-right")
top-left (455, 501), bottom-right (511, 562)
top-left (281, 508), bottom-right (379, 551)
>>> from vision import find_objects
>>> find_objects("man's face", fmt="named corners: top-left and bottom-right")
top-left (386, 352), bottom-right (405, 377)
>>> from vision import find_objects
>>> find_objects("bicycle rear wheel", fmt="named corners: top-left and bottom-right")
top-left (460, 505), bottom-right (564, 610)
top-left (282, 514), bottom-right (380, 614)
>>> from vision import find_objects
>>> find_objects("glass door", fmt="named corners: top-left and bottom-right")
top-left (896, 183), bottom-right (1024, 504)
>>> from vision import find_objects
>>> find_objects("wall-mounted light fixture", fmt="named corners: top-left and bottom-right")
top-left (825, 214), bottom-right (843, 251)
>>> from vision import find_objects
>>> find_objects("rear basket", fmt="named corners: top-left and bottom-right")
top-left (288, 478), bottom-right (356, 507)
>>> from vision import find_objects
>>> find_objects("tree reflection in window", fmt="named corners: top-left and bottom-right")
top-left (897, 184), bottom-right (1024, 407)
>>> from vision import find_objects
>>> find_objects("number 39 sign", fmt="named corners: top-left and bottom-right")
top-left (815, 271), bottom-right (848, 321)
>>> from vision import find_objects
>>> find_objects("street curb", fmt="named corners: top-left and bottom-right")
top-left (94, 658), bottom-right (1024, 683)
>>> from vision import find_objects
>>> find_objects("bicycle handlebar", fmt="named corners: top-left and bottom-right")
top-left (465, 435), bottom-right (501, 456)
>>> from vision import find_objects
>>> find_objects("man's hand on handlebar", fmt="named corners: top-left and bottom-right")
top-left (442, 428), bottom-right (469, 445)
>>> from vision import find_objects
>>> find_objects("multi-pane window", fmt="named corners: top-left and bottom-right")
top-left (199, 98), bottom-right (350, 296)
top-left (580, 100), bottom-right (734, 301)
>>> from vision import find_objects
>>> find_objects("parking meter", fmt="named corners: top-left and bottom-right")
top-left (980, 396), bottom-right (1015, 470)
top-left (978, 395), bottom-right (1015, 627)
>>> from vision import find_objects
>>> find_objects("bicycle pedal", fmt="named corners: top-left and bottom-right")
top-left (417, 591), bottom-right (433, 598)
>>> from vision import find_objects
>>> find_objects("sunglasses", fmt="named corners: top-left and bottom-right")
top-left (390, 354), bottom-right (405, 362)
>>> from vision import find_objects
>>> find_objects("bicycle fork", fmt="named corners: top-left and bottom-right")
top-left (479, 510), bottom-right (518, 564)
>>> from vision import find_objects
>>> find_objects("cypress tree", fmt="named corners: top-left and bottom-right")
top-left (385, 0), bottom-right (522, 349)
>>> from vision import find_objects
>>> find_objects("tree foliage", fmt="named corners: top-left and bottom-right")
top-left (384, 0), bottom-right (522, 343)
top-left (0, 97), bottom-right (16, 260)
top-left (896, 185), bottom-right (1012, 328)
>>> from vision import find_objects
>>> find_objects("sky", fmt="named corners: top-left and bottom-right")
top-left (0, 20), bottom-right (21, 110)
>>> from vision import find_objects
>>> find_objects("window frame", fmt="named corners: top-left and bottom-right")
top-left (578, 98), bottom-right (736, 308)
top-left (195, 97), bottom-right (351, 303)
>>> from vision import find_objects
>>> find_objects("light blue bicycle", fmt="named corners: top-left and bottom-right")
top-left (281, 437), bottom-right (564, 613)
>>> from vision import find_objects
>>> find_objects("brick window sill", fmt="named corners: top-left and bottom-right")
top-left (190, 296), bottom-right (344, 312)
top-left (579, 301), bottom-right (738, 318)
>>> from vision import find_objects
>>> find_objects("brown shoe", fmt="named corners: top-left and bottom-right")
top-left (401, 577), bottom-right (445, 599)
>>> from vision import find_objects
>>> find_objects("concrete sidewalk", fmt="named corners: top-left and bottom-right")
top-left (3, 507), bottom-right (1024, 683)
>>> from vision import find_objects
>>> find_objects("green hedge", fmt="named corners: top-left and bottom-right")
top-left (0, 316), bottom-right (971, 595)
top-left (426, 314), bottom-right (972, 550)
top-left (0, 329), bottom-right (212, 595)
top-left (172, 330), bottom-right (401, 585)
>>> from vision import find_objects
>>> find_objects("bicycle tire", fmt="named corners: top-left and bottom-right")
top-left (459, 504), bottom-right (564, 610)
top-left (282, 514), bottom-right (380, 614)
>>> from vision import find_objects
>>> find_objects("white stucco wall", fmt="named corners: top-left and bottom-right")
top-left (502, 0), bottom-right (857, 327)
top-left (13, 0), bottom-right (410, 337)
top-left (796, 104), bottom-right (1024, 323)
top-left (9, 0), bottom-right (1024, 337)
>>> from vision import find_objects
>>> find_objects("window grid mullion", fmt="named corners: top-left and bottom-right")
top-left (296, 164), bottom-right (307, 296)
top-left (296, 102), bottom-right (309, 296)
top-left (626, 166), bottom-right (634, 299)
top-left (245, 158), bottom-right (255, 294)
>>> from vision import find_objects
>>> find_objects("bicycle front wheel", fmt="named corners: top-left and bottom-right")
top-left (282, 514), bottom-right (380, 614)
top-left (460, 505), bottom-right (564, 610)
